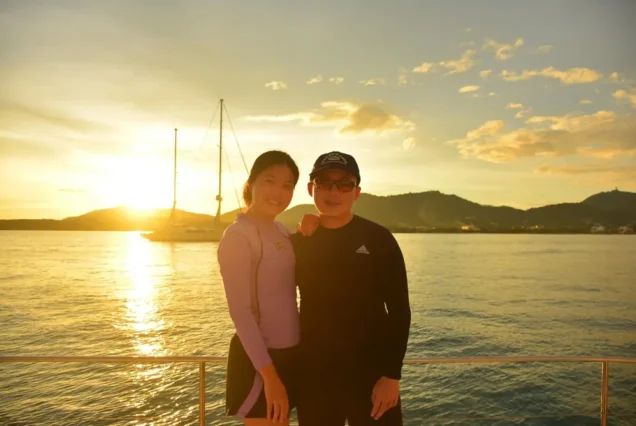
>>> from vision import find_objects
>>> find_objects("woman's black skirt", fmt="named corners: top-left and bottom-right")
top-left (225, 334), bottom-right (300, 419)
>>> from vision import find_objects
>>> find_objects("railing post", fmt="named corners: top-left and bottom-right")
top-left (199, 362), bottom-right (206, 426)
top-left (601, 361), bottom-right (609, 426)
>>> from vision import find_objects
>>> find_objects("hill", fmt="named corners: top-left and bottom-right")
top-left (1, 189), bottom-right (634, 233)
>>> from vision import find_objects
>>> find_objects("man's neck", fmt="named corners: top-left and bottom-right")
top-left (319, 212), bottom-right (354, 229)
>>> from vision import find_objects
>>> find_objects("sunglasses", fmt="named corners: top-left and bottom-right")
top-left (312, 179), bottom-right (357, 193)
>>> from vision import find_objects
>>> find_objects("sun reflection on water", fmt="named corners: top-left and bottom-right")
top-left (124, 232), bottom-right (166, 356)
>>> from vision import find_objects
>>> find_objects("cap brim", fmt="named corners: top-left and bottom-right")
top-left (310, 163), bottom-right (356, 178)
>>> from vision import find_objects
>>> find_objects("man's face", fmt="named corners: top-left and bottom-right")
top-left (308, 168), bottom-right (360, 217)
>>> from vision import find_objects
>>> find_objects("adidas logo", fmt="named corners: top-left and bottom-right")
top-left (355, 245), bottom-right (370, 254)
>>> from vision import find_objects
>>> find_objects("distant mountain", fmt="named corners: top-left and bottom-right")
top-left (582, 189), bottom-right (636, 211)
top-left (1, 189), bottom-right (634, 233)
top-left (277, 189), bottom-right (635, 231)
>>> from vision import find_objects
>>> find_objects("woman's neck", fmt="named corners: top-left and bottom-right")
top-left (245, 207), bottom-right (275, 222)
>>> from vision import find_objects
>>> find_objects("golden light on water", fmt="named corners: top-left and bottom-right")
top-left (125, 233), bottom-right (166, 356)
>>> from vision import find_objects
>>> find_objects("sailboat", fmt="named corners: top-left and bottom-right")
top-left (141, 99), bottom-right (229, 242)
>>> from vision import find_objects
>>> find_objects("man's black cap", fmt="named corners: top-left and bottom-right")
top-left (309, 151), bottom-right (360, 183)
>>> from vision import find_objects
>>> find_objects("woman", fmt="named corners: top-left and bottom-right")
top-left (218, 150), bottom-right (317, 425)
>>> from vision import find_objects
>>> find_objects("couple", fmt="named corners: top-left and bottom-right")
top-left (217, 150), bottom-right (411, 426)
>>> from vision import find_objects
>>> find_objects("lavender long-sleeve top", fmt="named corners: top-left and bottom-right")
top-left (217, 214), bottom-right (300, 370)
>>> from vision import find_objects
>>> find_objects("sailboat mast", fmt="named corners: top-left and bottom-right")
top-left (173, 128), bottom-right (177, 211)
top-left (169, 128), bottom-right (177, 222)
top-left (215, 99), bottom-right (223, 222)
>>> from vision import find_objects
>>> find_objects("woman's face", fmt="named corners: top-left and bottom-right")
top-left (249, 164), bottom-right (296, 219)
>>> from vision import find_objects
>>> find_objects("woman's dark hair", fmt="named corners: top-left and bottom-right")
top-left (242, 150), bottom-right (300, 206)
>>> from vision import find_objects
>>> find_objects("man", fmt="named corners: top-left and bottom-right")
top-left (290, 151), bottom-right (411, 426)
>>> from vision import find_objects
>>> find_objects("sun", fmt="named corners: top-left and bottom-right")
top-left (100, 158), bottom-right (173, 212)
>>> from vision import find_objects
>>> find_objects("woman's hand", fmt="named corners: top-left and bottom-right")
top-left (260, 364), bottom-right (289, 423)
top-left (297, 213), bottom-right (320, 236)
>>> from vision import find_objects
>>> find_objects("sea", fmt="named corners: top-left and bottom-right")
top-left (0, 231), bottom-right (635, 426)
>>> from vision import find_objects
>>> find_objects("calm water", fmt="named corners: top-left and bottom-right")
top-left (0, 231), bottom-right (635, 426)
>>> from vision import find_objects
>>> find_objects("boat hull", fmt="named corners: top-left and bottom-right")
top-left (141, 226), bottom-right (224, 242)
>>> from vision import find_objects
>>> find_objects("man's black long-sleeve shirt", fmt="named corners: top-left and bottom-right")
top-left (290, 215), bottom-right (411, 380)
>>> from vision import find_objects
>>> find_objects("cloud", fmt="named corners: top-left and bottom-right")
top-left (0, 100), bottom-right (113, 135)
top-left (613, 89), bottom-right (636, 108)
top-left (329, 77), bottom-right (344, 84)
top-left (265, 81), bottom-right (288, 90)
top-left (0, 100), bottom-right (127, 159)
top-left (459, 85), bottom-right (480, 93)
top-left (449, 111), bottom-right (636, 163)
top-left (412, 49), bottom-right (476, 75)
top-left (58, 188), bottom-right (86, 194)
top-left (440, 49), bottom-right (477, 75)
top-left (501, 67), bottom-right (603, 84)
top-left (246, 101), bottom-right (415, 135)
top-left (402, 137), bottom-right (416, 151)
top-left (535, 45), bottom-right (554, 54)
top-left (359, 78), bottom-right (386, 86)
top-left (412, 62), bottom-right (435, 73)
top-left (488, 92), bottom-right (497, 97)
top-left (609, 72), bottom-right (633, 84)
top-left (515, 109), bottom-right (532, 119)
top-left (483, 38), bottom-right (524, 60)
top-left (535, 164), bottom-right (636, 177)
top-left (306, 75), bottom-right (323, 85)
top-left (466, 120), bottom-right (505, 139)
top-left (579, 99), bottom-right (593, 105)
top-left (480, 69), bottom-right (493, 79)
top-left (506, 103), bottom-right (532, 118)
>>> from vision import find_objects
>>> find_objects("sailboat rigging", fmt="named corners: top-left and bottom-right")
top-left (142, 99), bottom-right (238, 242)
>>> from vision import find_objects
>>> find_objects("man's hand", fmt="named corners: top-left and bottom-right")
top-left (370, 376), bottom-right (400, 420)
top-left (297, 213), bottom-right (320, 236)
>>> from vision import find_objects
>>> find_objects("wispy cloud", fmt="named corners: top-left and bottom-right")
top-left (359, 78), bottom-right (386, 86)
top-left (480, 69), bottom-right (493, 80)
top-left (609, 72), bottom-right (633, 84)
top-left (501, 67), bottom-right (603, 84)
top-left (505, 103), bottom-right (531, 118)
top-left (449, 111), bottom-right (636, 162)
top-left (329, 77), bottom-right (344, 85)
top-left (402, 137), bottom-right (416, 151)
top-left (58, 188), bottom-right (86, 194)
top-left (506, 103), bottom-right (524, 110)
top-left (535, 45), bottom-right (554, 55)
top-left (579, 99), bottom-right (593, 105)
top-left (412, 49), bottom-right (476, 75)
top-left (465, 120), bottom-right (505, 140)
top-left (535, 164), bottom-right (636, 176)
top-left (306, 75), bottom-right (323, 85)
top-left (412, 62), bottom-right (435, 73)
top-left (265, 81), bottom-right (288, 90)
top-left (613, 89), bottom-right (636, 108)
top-left (246, 101), bottom-right (415, 135)
top-left (515, 109), bottom-right (532, 119)
top-left (483, 38), bottom-right (524, 60)
top-left (440, 49), bottom-right (477, 75)
top-left (0, 100), bottom-right (113, 135)
top-left (459, 85), bottom-right (480, 93)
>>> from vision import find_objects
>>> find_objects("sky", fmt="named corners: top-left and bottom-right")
top-left (1, 0), bottom-right (635, 219)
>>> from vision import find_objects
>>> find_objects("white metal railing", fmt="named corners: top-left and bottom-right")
top-left (1, 355), bottom-right (635, 425)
